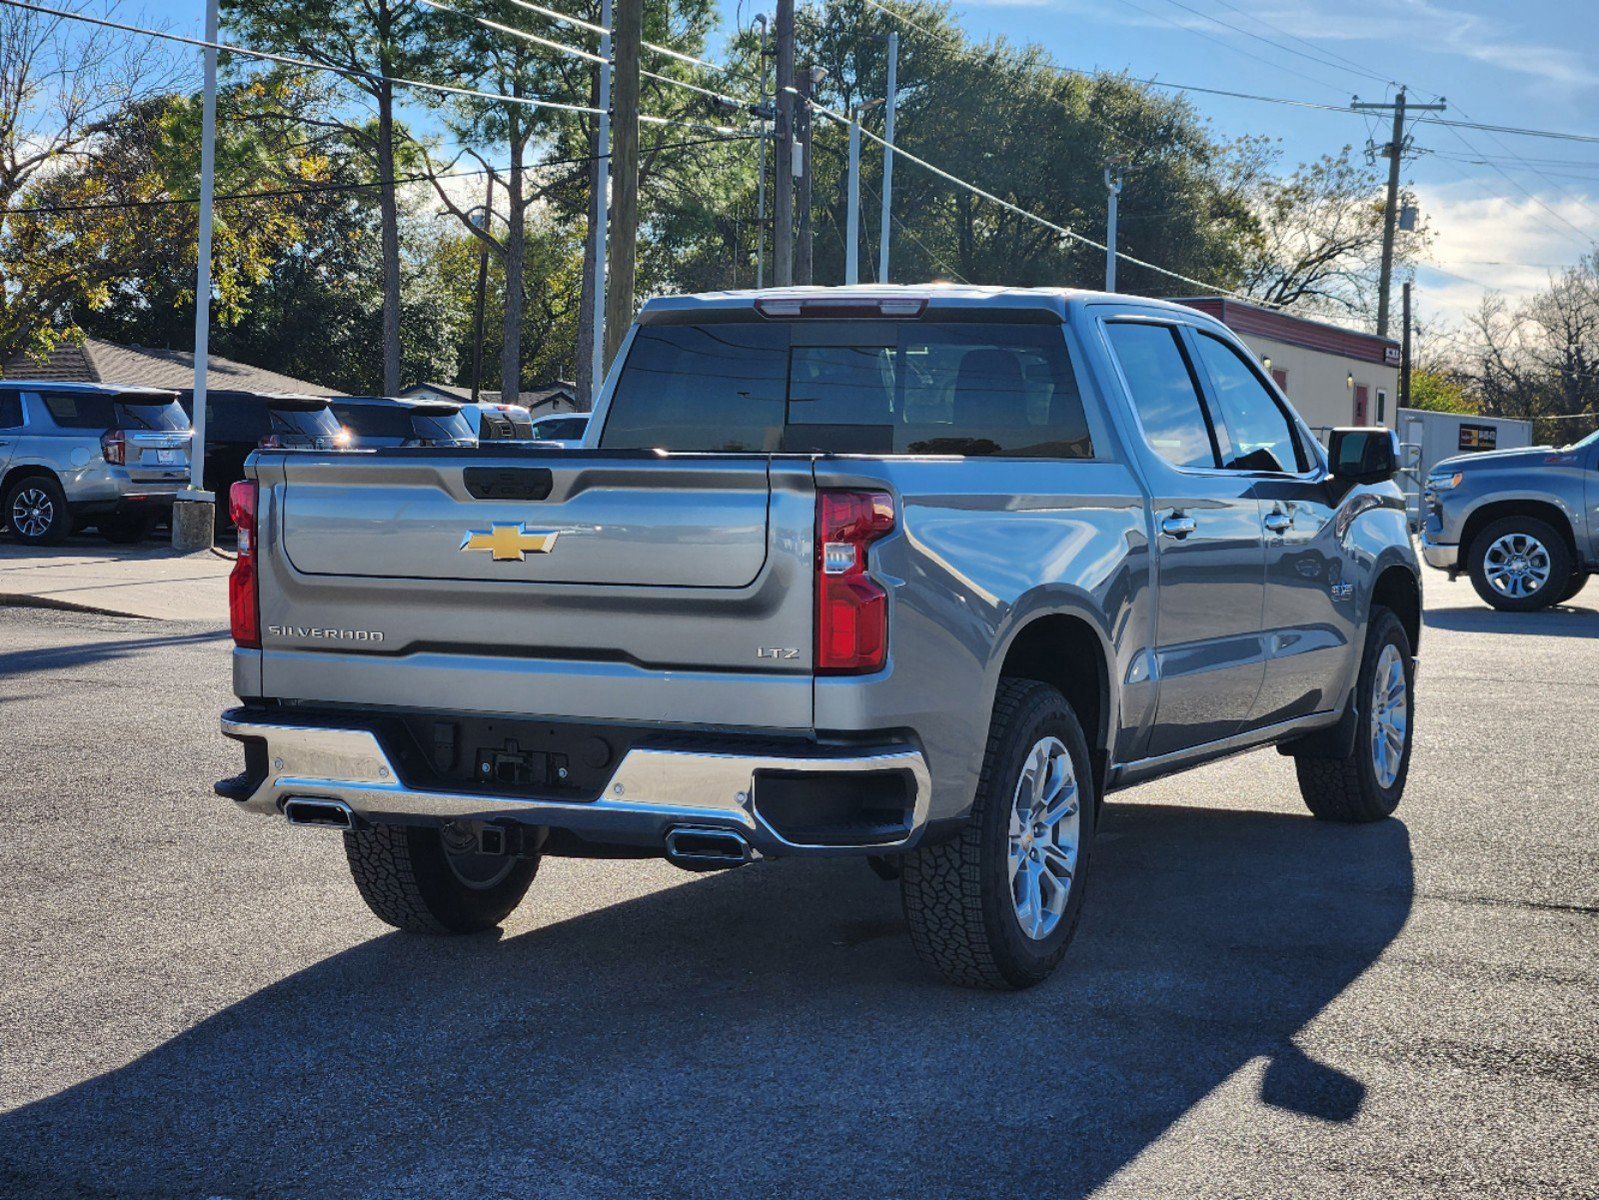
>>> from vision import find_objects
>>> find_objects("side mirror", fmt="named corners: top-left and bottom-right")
top-left (1328, 427), bottom-right (1399, 485)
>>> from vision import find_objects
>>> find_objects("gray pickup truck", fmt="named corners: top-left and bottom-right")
top-left (1420, 434), bottom-right (1598, 611)
top-left (216, 287), bottom-right (1421, 989)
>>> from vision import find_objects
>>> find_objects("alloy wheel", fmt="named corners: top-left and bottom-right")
top-left (1483, 532), bottom-right (1551, 599)
top-left (1369, 643), bottom-right (1408, 790)
top-left (11, 487), bottom-right (55, 540)
top-left (1007, 736), bottom-right (1080, 941)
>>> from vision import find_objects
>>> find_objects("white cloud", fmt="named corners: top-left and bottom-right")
top-left (1409, 180), bottom-right (1596, 324)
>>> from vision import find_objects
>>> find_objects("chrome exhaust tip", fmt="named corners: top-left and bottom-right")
top-left (664, 825), bottom-right (753, 871)
top-left (282, 797), bottom-right (355, 831)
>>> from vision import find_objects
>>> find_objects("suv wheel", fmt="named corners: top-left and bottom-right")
top-left (342, 823), bottom-right (539, 933)
top-left (1555, 571), bottom-right (1590, 606)
top-left (1295, 607), bottom-right (1413, 823)
top-left (900, 678), bottom-right (1096, 989)
top-left (5, 475), bottom-right (71, 545)
top-left (1468, 516), bottom-right (1572, 611)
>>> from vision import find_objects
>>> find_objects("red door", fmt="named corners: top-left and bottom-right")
top-left (1354, 384), bottom-right (1369, 424)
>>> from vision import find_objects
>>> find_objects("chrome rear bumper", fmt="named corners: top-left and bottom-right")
top-left (219, 711), bottom-right (932, 858)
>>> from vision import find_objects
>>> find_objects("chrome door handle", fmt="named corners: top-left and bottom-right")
top-left (1160, 514), bottom-right (1197, 539)
top-left (1264, 511), bottom-right (1293, 534)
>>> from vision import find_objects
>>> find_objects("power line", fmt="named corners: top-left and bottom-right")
top-left (1116, 0), bottom-right (1352, 97)
top-left (813, 102), bottom-right (1274, 305)
top-left (3, 133), bottom-right (762, 216)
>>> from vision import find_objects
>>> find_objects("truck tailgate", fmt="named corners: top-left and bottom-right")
top-left (250, 451), bottom-right (818, 729)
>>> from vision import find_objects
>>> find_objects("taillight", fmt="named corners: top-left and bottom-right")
top-left (229, 480), bottom-right (260, 649)
top-left (815, 490), bottom-right (895, 674)
top-left (100, 429), bottom-right (127, 465)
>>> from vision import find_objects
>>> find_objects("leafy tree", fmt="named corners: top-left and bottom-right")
top-left (224, 0), bottom-right (430, 393)
top-left (1406, 369), bottom-right (1476, 414)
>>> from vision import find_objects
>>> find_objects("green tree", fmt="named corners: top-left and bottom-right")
top-left (1406, 369), bottom-right (1476, 414)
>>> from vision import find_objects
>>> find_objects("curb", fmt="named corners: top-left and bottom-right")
top-left (0, 593), bottom-right (155, 620)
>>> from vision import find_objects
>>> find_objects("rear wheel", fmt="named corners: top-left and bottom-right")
top-left (1467, 516), bottom-right (1571, 611)
top-left (1556, 571), bottom-right (1590, 605)
top-left (5, 475), bottom-right (71, 545)
top-left (342, 823), bottom-right (539, 933)
top-left (900, 678), bottom-right (1095, 989)
top-left (1295, 607), bottom-right (1413, 823)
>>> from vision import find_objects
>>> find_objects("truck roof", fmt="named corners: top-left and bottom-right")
top-left (0, 379), bottom-right (179, 401)
top-left (637, 283), bottom-right (1208, 323)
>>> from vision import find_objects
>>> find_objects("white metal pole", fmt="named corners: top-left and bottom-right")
top-left (878, 30), bottom-right (896, 284)
top-left (845, 111), bottom-right (861, 285)
top-left (1103, 166), bottom-right (1121, 293)
top-left (188, 0), bottom-right (218, 494)
top-left (755, 14), bottom-right (768, 289)
top-left (588, 0), bottom-right (613, 399)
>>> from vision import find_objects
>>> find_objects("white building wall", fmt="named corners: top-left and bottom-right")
top-left (1232, 332), bottom-right (1401, 436)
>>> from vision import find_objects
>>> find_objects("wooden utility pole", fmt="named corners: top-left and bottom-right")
top-left (603, 0), bottom-right (640, 367)
top-left (1352, 89), bottom-right (1445, 338)
top-left (773, 0), bottom-right (795, 286)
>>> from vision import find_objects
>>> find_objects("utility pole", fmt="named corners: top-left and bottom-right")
top-left (174, 0), bottom-right (219, 550)
top-left (795, 66), bottom-right (824, 286)
top-left (470, 177), bottom-right (495, 404)
top-left (773, 0), bottom-right (795, 287)
top-left (754, 13), bottom-right (770, 289)
top-left (603, 0), bottom-right (639, 369)
top-left (1353, 88), bottom-right (1445, 337)
top-left (587, 0), bottom-right (613, 399)
top-left (1400, 279), bottom-right (1413, 410)
top-left (1103, 165), bottom-right (1123, 293)
top-left (878, 30), bottom-right (898, 284)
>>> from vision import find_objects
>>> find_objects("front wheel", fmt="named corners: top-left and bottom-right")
top-left (1468, 516), bottom-right (1571, 611)
top-left (1296, 607), bottom-right (1414, 823)
top-left (900, 678), bottom-right (1096, 989)
top-left (343, 823), bottom-right (539, 933)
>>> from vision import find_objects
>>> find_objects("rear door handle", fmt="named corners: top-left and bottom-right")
top-left (1160, 514), bottom-right (1197, 539)
top-left (1264, 511), bottom-right (1292, 534)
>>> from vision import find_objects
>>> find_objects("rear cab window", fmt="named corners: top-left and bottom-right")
top-left (599, 315), bottom-right (1092, 459)
top-left (1104, 323), bottom-right (1218, 469)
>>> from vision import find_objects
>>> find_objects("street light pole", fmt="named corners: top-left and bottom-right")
top-left (1103, 165), bottom-right (1122, 293)
top-left (588, 0), bottom-right (613, 397)
top-left (846, 109), bottom-right (861, 284)
top-left (174, 0), bottom-right (219, 550)
top-left (754, 13), bottom-right (770, 289)
top-left (878, 30), bottom-right (897, 284)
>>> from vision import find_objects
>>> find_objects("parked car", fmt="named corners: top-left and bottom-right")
top-left (526, 413), bottom-right (590, 447)
top-left (1, 381), bottom-right (191, 545)
top-left (216, 286), bottom-right (1421, 989)
top-left (457, 399), bottom-right (537, 442)
top-left (1419, 430), bottom-right (1598, 610)
top-left (178, 392), bottom-right (348, 531)
top-left (330, 397), bottom-right (476, 448)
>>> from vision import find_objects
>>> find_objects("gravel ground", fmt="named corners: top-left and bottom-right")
top-left (0, 576), bottom-right (1595, 1199)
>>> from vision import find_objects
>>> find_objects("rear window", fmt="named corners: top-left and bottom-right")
top-left (599, 320), bottom-right (1092, 458)
top-left (44, 393), bottom-right (188, 431)
top-left (270, 406), bottom-right (341, 438)
top-left (412, 409), bottom-right (473, 443)
top-left (334, 403), bottom-right (423, 440)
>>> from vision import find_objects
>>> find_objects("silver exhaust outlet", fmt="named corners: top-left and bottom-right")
top-left (664, 826), bottom-right (753, 871)
top-left (282, 797), bottom-right (355, 831)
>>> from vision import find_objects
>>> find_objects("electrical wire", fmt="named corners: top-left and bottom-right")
top-left (812, 102), bottom-right (1275, 304)
top-left (5, 133), bottom-right (763, 216)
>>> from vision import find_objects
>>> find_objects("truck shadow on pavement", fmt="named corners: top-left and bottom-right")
top-left (1425, 603), bottom-right (1598, 637)
top-left (1, 802), bottom-right (1412, 1199)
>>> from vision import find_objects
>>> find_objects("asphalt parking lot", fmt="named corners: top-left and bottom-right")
top-left (1, 576), bottom-right (1595, 1199)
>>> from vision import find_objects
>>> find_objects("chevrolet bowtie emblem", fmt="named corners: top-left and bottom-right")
top-left (459, 523), bottom-right (560, 561)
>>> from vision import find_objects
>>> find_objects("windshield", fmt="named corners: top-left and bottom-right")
top-left (1563, 428), bottom-right (1599, 450)
top-left (532, 417), bottom-right (587, 440)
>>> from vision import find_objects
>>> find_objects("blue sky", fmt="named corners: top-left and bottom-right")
top-left (134, 0), bottom-right (1599, 325)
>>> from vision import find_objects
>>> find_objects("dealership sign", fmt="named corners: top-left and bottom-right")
top-left (1459, 423), bottom-right (1498, 451)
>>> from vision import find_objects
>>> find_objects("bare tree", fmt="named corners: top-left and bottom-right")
top-left (1234, 145), bottom-right (1428, 327)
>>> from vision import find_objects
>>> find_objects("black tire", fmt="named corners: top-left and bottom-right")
top-left (342, 823), bottom-right (539, 933)
top-left (1296, 607), bottom-right (1413, 823)
top-left (1467, 516), bottom-right (1572, 612)
top-left (4, 475), bottom-right (71, 545)
top-left (900, 678), bottom-right (1096, 990)
top-left (98, 512), bottom-right (157, 544)
top-left (1555, 572), bottom-right (1590, 605)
